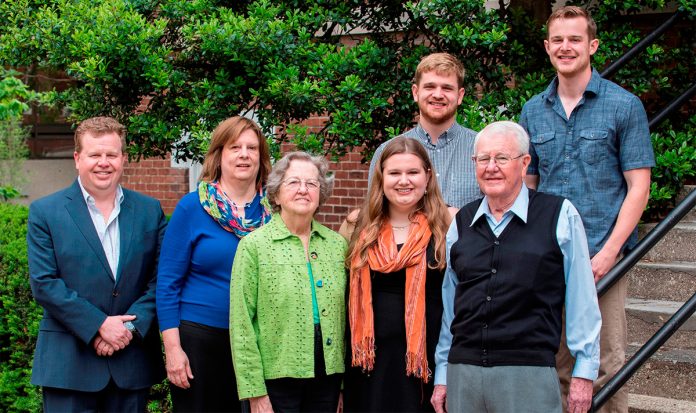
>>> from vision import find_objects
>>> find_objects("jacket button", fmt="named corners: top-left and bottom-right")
top-left (483, 323), bottom-right (488, 329)
top-left (326, 338), bottom-right (332, 346)
top-left (316, 280), bottom-right (323, 288)
top-left (491, 269), bottom-right (497, 274)
top-left (494, 240), bottom-right (500, 245)
top-left (486, 296), bottom-right (492, 301)
top-left (112, 291), bottom-right (119, 297)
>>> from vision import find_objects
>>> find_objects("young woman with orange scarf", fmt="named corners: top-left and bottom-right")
top-left (340, 136), bottom-right (456, 412)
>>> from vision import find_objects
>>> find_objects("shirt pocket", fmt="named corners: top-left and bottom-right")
top-left (530, 132), bottom-right (559, 170)
top-left (578, 129), bottom-right (608, 165)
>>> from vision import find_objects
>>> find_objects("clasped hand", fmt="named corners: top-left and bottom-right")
top-left (93, 315), bottom-right (136, 356)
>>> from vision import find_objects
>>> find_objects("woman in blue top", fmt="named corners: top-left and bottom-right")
top-left (156, 116), bottom-right (272, 412)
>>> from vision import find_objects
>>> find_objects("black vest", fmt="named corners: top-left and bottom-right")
top-left (448, 190), bottom-right (566, 367)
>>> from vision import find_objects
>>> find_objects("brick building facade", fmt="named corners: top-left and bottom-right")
top-left (122, 122), bottom-right (373, 231)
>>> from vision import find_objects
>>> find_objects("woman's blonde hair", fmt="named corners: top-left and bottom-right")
top-left (347, 136), bottom-right (451, 270)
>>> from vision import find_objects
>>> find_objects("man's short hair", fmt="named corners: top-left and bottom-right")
top-left (74, 116), bottom-right (127, 153)
top-left (413, 52), bottom-right (465, 88)
top-left (546, 6), bottom-right (597, 40)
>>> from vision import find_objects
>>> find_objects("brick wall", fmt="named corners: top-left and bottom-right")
top-left (122, 121), bottom-right (374, 230)
top-left (315, 151), bottom-right (370, 230)
top-left (124, 152), bottom-right (370, 229)
top-left (122, 155), bottom-right (189, 215)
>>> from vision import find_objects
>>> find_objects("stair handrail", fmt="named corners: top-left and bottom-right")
top-left (600, 11), bottom-right (683, 80)
top-left (590, 187), bottom-right (696, 410)
top-left (592, 290), bottom-right (696, 411)
top-left (596, 187), bottom-right (696, 297)
top-left (584, 8), bottom-right (694, 411)
top-left (648, 81), bottom-right (696, 129)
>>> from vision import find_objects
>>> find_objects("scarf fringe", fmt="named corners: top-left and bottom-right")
top-left (351, 337), bottom-right (376, 372)
top-left (406, 351), bottom-right (431, 383)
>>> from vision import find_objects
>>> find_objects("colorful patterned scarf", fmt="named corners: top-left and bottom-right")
top-left (349, 212), bottom-right (432, 382)
top-left (198, 180), bottom-right (271, 238)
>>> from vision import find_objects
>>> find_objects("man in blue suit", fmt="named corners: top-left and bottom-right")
top-left (28, 116), bottom-right (166, 412)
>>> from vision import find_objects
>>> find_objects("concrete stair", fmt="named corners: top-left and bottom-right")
top-left (628, 394), bottom-right (696, 413)
top-left (626, 185), bottom-right (696, 412)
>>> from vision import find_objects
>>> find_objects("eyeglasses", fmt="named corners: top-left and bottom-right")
top-left (282, 178), bottom-right (321, 191)
top-left (472, 153), bottom-right (525, 166)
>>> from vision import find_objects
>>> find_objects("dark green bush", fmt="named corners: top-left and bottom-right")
top-left (0, 203), bottom-right (41, 412)
top-left (647, 115), bottom-right (696, 218)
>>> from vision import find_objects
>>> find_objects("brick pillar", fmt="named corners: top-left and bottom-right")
top-left (122, 155), bottom-right (189, 215)
top-left (315, 151), bottom-right (369, 231)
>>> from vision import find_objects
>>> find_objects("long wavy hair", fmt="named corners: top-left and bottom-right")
top-left (347, 136), bottom-right (451, 271)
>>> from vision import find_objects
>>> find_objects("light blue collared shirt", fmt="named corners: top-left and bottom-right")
top-left (78, 178), bottom-right (124, 280)
top-left (434, 184), bottom-right (601, 384)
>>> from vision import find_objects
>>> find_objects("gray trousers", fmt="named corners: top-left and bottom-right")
top-left (447, 364), bottom-right (562, 413)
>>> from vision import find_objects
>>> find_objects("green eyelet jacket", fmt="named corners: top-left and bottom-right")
top-left (230, 214), bottom-right (348, 399)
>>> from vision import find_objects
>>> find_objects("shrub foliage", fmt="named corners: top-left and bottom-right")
top-left (0, 203), bottom-right (41, 412)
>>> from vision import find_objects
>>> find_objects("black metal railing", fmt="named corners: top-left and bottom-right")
top-left (593, 292), bottom-right (696, 410)
top-left (596, 188), bottom-right (696, 297)
top-left (649, 81), bottom-right (696, 129)
top-left (591, 188), bottom-right (696, 411)
top-left (588, 10), bottom-right (695, 408)
top-left (600, 11), bottom-right (683, 79)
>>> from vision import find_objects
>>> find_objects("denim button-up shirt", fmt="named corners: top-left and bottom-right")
top-left (520, 69), bottom-right (655, 255)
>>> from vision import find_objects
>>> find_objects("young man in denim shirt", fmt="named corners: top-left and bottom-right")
top-left (519, 6), bottom-right (655, 413)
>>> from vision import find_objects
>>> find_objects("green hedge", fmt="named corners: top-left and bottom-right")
top-left (0, 203), bottom-right (41, 412)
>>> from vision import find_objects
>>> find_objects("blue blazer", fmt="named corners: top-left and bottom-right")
top-left (27, 180), bottom-right (166, 391)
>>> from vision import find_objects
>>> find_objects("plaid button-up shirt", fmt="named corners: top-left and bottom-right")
top-left (369, 121), bottom-right (481, 208)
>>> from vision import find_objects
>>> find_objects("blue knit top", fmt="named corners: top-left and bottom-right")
top-left (157, 190), bottom-right (267, 331)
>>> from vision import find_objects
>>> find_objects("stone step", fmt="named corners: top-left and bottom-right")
top-left (677, 185), bottom-right (696, 222)
top-left (627, 298), bottom-right (696, 351)
top-left (625, 345), bottom-right (696, 402)
top-left (628, 393), bottom-right (696, 413)
top-left (639, 223), bottom-right (696, 262)
top-left (629, 261), bottom-right (696, 302)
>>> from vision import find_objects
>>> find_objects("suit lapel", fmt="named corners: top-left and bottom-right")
top-left (116, 192), bottom-right (134, 284)
top-left (65, 181), bottom-right (115, 281)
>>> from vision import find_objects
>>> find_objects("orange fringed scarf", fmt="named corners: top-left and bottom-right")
top-left (349, 212), bottom-right (432, 382)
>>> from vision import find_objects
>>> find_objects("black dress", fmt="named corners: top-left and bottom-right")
top-left (344, 244), bottom-right (444, 413)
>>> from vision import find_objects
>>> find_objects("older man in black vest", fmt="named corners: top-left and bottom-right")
top-left (431, 121), bottom-right (601, 413)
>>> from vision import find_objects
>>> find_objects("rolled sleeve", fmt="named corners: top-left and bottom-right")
top-left (619, 96), bottom-right (655, 171)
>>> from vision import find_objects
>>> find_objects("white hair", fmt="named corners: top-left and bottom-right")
top-left (474, 121), bottom-right (530, 154)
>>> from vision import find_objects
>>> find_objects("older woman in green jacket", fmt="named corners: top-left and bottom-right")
top-left (230, 151), bottom-right (347, 413)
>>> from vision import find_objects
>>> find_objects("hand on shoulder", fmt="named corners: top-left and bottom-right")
top-left (447, 207), bottom-right (458, 222)
top-left (339, 209), bottom-right (361, 241)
